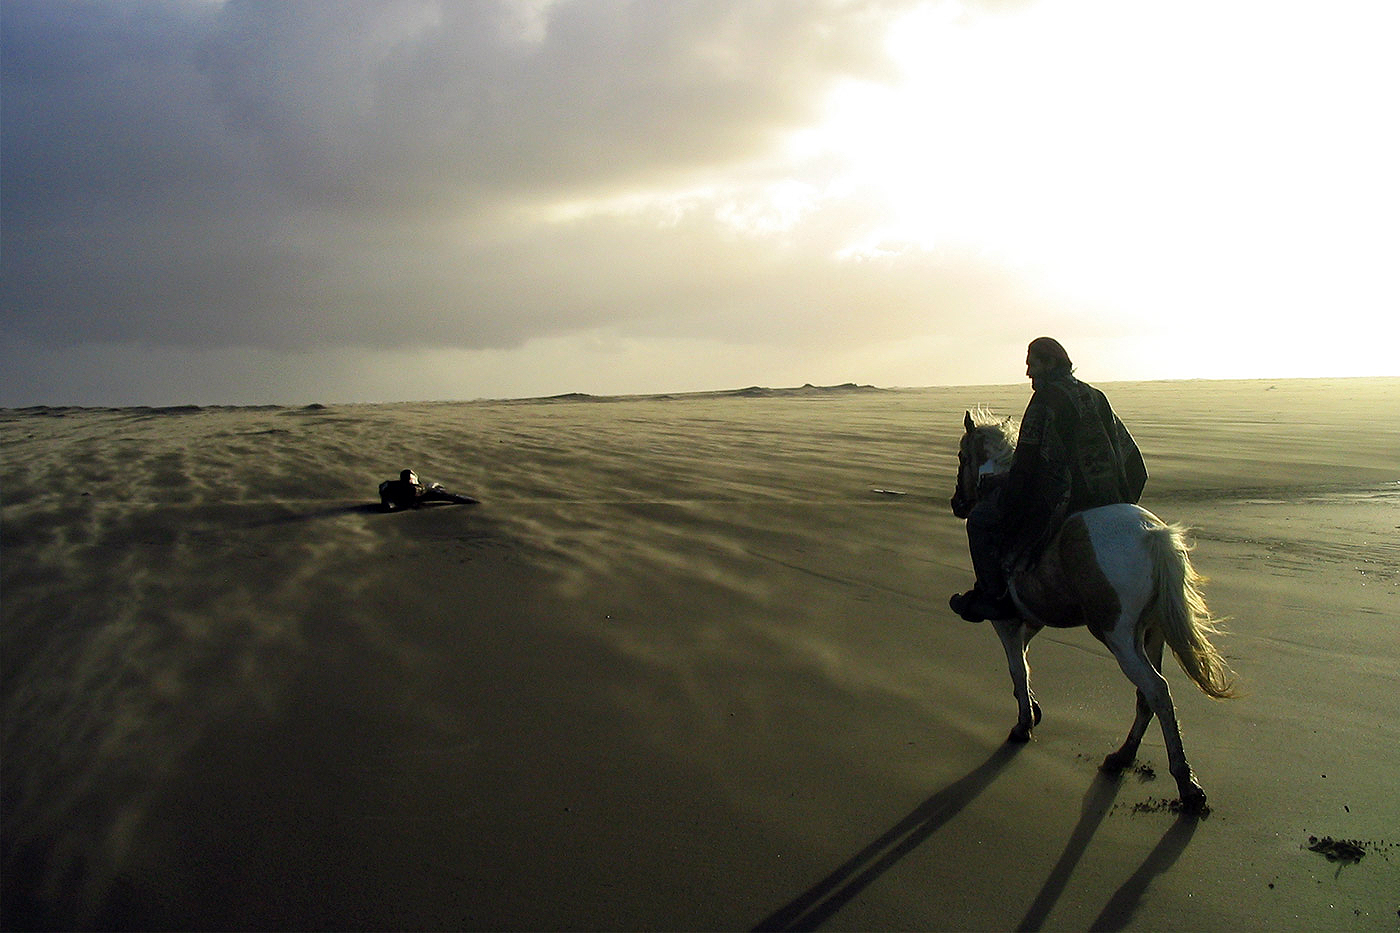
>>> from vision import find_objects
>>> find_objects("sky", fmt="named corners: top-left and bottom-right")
top-left (3, 0), bottom-right (1397, 406)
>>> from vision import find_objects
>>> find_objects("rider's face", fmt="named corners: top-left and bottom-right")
top-left (1026, 353), bottom-right (1052, 382)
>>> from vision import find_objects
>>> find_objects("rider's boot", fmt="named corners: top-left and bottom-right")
top-left (949, 584), bottom-right (1017, 623)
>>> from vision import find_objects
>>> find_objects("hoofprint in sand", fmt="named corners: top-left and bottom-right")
top-left (3, 378), bottom-right (1397, 930)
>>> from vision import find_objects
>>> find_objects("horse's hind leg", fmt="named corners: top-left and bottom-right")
top-left (1102, 630), bottom-right (1164, 773)
top-left (1107, 624), bottom-right (1207, 811)
top-left (993, 619), bottom-right (1042, 743)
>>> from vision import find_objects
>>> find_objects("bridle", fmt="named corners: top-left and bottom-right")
top-left (951, 431), bottom-right (981, 519)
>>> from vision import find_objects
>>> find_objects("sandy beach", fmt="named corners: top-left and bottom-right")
top-left (2, 377), bottom-right (1397, 931)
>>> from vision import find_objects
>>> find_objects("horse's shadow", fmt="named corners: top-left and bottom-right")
top-left (1015, 771), bottom-right (1201, 932)
top-left (1015, 771), bottom-right (1123, 931)
top-left (753, 750), bottom-right (1202, 933)
top-left (752, 743), bottom-right (1022, 932)
top-left (1088, 811), bottom-right (1200, 932)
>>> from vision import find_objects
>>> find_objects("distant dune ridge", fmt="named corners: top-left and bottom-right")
top-left (3, 378), bottom-right (1398, 930)
top-left (525, 381), bottom-right (883, 402)
top-left (10, 382), bottom-right (882, 412)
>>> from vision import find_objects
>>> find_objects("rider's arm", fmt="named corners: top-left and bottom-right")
top-left (1003, 393), bottom-right (1050, 511)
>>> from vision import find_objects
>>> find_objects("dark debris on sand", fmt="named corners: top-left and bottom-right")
top-left (1308, 836), bottom-right (1365, 862)
top-left (1076, 753), bottom-right (1156, 783)
top-left (1126, 796), bottom-right (1213, 818)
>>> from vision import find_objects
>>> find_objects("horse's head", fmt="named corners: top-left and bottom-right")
top-left (951, 409), bottom-right (1017, 519)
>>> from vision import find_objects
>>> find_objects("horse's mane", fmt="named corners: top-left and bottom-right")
top-left (969, 407), bottom-right (1019, 470)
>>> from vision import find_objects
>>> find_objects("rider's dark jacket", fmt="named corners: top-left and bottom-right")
top-left (1001, 372), bottom-right (1147, 566)
top-left (379, 477), bottom-right (426, 510)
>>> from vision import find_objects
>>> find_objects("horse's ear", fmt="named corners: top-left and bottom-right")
top-left (964, 410), bottom-right (975, 433)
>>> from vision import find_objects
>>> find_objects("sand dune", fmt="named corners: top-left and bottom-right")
top-left (3, 378), bottom-right (1397, 930)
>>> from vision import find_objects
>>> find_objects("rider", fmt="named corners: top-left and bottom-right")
top-left (951, 337), bottom-right (1148, 622)
top-left (379, 469), bottom-right (479, 511)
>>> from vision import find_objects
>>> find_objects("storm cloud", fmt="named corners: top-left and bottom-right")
top-left (4, 0), bottom-right (1396, 404)
top-left (3, 0), bottom-right (949, 355)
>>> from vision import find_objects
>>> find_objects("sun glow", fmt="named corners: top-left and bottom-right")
top-left (785, 0), bottom-right (1400, 377)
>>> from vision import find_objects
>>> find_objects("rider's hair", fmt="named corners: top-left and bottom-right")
top-left (1028, 336), bottom-right (1073, 374)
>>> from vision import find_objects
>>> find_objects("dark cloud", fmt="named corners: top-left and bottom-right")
top-left (3, 0), bottom-right (930, 358)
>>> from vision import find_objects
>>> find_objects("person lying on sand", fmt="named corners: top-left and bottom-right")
top-left (950, 337), bottom-right (1147, 623)
top-left (379, 469), bottom-right (479, 512)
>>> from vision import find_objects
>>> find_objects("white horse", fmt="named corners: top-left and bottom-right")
top-left (954, 410), bottom-right (1236, 811)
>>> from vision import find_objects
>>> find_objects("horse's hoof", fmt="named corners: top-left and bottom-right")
top-left (1178, 783), bottom-right (1208, 814)
top-left (1101, 751), bottom-right (1133, 773)
top-left (1031, 700), bottom-right (1043, 726)
top-left (1007, 726), bottom-right (1033, 744)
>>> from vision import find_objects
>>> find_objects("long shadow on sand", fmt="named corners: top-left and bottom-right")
top-left (752, 743), bottom-right (1023, 932)
top-left (246, 501), bottom-right (474, 528)
top-left (1015, 772), bottom-right (1201, 932)
top-left (247, 503), bottom-right (382, 526)
top-left (1089, 813), bottom-right (1200, 931)
top-left (1015, 772), bottom-right (1124, 931)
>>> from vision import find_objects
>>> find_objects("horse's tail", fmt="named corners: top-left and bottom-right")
top-left (1143, 521), bottom-right (1238, 699)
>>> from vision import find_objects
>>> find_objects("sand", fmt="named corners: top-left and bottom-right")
top-left (2, 377), bottom-right (1397, 931)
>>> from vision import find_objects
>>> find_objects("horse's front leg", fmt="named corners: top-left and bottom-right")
top-left (992, 618), bottom-right (1041, 742)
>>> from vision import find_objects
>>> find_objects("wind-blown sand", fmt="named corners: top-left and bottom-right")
top-left (3, 378), bottom-right (1397, 931)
